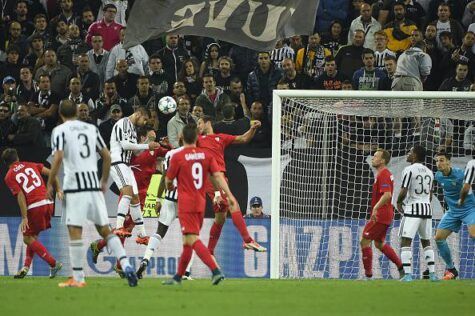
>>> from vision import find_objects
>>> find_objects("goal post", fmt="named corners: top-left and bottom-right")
top-left (271, 90), bottom-right (475, 279)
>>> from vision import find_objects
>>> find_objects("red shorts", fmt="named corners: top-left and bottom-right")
top-left (178, 212), bottom-right (204, 235)
top-left (24, 204), bottom-right (53, 236)
top-left (205, 176), bottom-right (229, 213)
top-left (362, 221), bottom-right (389, 242)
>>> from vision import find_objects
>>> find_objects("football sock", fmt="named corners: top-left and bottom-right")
top-left (69, 239), bottom-right (85, 282)
top-left (177, 245), bottom-right (193, 276)
top-left (186, 252), bottom-right (195, 273)
top-left (208, 222), bottom-right (223, 255)
top-left (24, 245), bottom-right (34, 268)
top-left (30, 240), bottom-right (56, 267)
top-left (116, 195), bottom-right (132, 229)
top-left (423, 246), bottom-right (435, 273)
top-left (143, 234), bottom-right (162, 261)
top-left (130, 203), bottom-right (146, 237)
top-left (106, 234), bottom-right (131, 270)
top-left (231, 211), bottom-right (252, 243)
top-left (401, 247), bottom-right (412, 274)
top-left (97, 239), bottom-right (107, 251)
top-left (361, 246), bottom-right (373, 277)
top-left (436, 239), bottom-right (455, 269)
top-left (381, 244), bottom-right (403, 269)
top-left (193, 239), bottom-right (218, 271)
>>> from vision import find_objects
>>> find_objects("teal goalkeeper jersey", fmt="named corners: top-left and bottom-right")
top-left (435, 167), bottom-right (475, 215)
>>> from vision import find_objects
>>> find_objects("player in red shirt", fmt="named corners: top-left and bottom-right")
top-left (163, 124), bottom-right (239, 285)
top-left (2, 148), bottom-right (63, 279)
top-left (90, 127), bottom-right (170, 276)
top-left (196, 116), bottom-right (267, 255)
top-left (360, 149), bottom-right (404, 279)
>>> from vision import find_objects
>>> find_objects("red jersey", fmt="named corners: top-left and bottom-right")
top-left (166, 147), bottom-right (219, 213)
top-left (371, 167), bottom-right (394, 225)
top-left (4, 162), bottom-right (49, 207)
top-left (131, 148), bottom-right (169, 195)
top-left (196, 133), bottom-right (236, 172)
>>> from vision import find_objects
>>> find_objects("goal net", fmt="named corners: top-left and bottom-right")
top-left (271, 90), bottom-right (475, 279)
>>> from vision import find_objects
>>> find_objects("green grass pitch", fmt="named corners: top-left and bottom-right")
top-left (1, 277), bottom-right (474, 316)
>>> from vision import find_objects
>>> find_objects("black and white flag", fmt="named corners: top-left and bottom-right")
top-left (124, 0), bottom-right (319, 51)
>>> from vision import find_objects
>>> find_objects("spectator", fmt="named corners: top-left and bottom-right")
top-left (78, 7), bottom-right (95, 39)
top-left (16, 67), bottom-right (37, 104)
top-left (341, 79), bottom-right (353, 90)
top-left (295, 32), bottom-right (331, 80)
top-left (67, 77), bottom-right (95, 109)
top-left (26, 14), bottom-right (50, 45)
top-left (229, 44), bottom-right (258, 83)
top-left (392, 41), bottom-right (432, 91)
top-left (348, 2), bottom-right (381, 51)
top-left (0, 101), bottom-right (13, 146)
top-left (373, 30), bottom-right (396, 70)
top-left (178, 58), bottom-right (201, 103)
top-left (290, 35), bottom-right (304, 52)
top-left (98, 103), bottom-right (122, 148)
top-left (428, 0), bottom-right (465, 23)
top-left (156, 34), bottom-right (189, 83)
top-left (314, 56), bottom-right (349, 90)
top-left (28, 74), bottom-right (60, 137)
top-left (195, 73), bottom-right (230, 121)
top-left (7, 104), bottom-right (43, 147)
top-left (93, 79), bottom-right (130, 122)
top-left (172, 81), bottom-right (188, 101)
top-left (213, 103), bottom-right (249, 136)
top-left (281, 58), bottom-right (310, 89)
top-left (128, 76), bottom-right (158, 111)
top-left (322, 20), bottom-right (346, 57)
top-left (106, 28), bottom-right (149, 80)
top-left (383, 2), bottom-right (418, 54)
top-left (440, 31), bottom-right (475, 82)
top-left (86, 3), bottom-right (122, 51)
top-left (97, 0), bottom-right (128, 26)
top-left (438, 31), bottom-right (456, 54)
top-left (199, 42), bottom-right (221, 78)
top-left (75, 54), bottom-right (100, 100)
top-left (49, 0), bottom-right (80, 29)
top-left (111, 59), bottom-right (139, 100)
top-left (378, 0), bottom-right (426, 28)
top-left (0, 45), bottom-right (22, 81)
top-left (0, 76), bottom-right (18, 115)
top-left (6, 21), bottom-right (28, 60)
top-left (247, 51), bottom-right (283, 116)
top-left (49, 19), bottom-right (70, 52)
top-left (57, 24), bottom-right (89, 71)
top-left (247, 101), bottom-right (271, 148)
top-left (227, 77), bottom-right (249, 119)
top-left (167, 96), bottom-right (196, 148)
top-left (381, 55), bottom-right (397, 88)
top-left (244, 196), bottom-right (270, 218)
top-left (192, 105), bottom-right (204, 119)
top-left (270, 39), bottom-right (295, 69)
top-left (438, 62), bottom-right (472, 91)
top-left (352, 48), bottom-right (387, 90)
top-left (335, 30), bottom-right (365, 79)
top-left (77, 102), bottom-right (95, 125)
top-left (424, 24), bottom-right (443, 90)
top-left (34, 50), bottom-right (72, 98)
top-left (87, 35), bottom-right (109, 91)
top-left (148, 54), bottom-right (169, 97)
top-left (13, 1), bottom-right (35, 37)
top-left (463, 1), bottom-right (475, 28)
top-left (215, 56), bottom-right (235, 93)
top-left (429, 3), bottom-right (465, 49)
top-left (22, 34), bottom-right (44, 69)
top-left (314, 0), bottom-right (350, 34)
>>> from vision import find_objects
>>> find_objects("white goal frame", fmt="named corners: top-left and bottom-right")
top-left (270, 90), bottom-right (475, 279)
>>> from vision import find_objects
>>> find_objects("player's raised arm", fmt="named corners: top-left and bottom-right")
top-left (233, 120), bottom-right (261, 144)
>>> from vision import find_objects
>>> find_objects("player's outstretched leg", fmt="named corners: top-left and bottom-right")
top-left (137, 233), bottom-right (163, 278)
top-left (23, 235), bottom-right (62, 279)
top-left (193, 239), bottom-right (224, 285)
top-left (228, 203), bottom-right (267, 252)
top-left (130, 201), bottom-right (148, 244)
top-left (377, 242), bottom-right (404, 279)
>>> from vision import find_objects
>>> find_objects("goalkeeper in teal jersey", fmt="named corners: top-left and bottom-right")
top-left (434, 151), bottom-right (475, 280)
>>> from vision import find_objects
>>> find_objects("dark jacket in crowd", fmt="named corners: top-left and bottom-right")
top-left (10, 116), bottom-right (44, 147)
top-left (246, 65), bottom-right (283, 110)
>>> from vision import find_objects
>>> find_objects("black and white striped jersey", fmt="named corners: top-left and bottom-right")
top-left (375, 49), bottom-right (396, 70)
top-left (110, 117), bottom-right (137, 165)
top-left (163, 147), bottom-right (184, 202)
top-left (464, 160), bottom-right (475, 185)
top-left (51, 120), bottom-right (106, 193)
top-left (270, 45), bottom-right (295, 68)
top-left (401, 163), bottom-right (434, 218)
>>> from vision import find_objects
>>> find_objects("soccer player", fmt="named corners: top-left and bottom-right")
top-left (162, 124), bottom-right (238, 285)
top-left (90, 126), bottom-right (170, 277)
top-left (434, 151), bottom-right (475, 280)
top-left (47, 100), bottom-right (137, 287)
top-left (109, 106), bottom-right (161, 242)
top-left (2, 148), bottom-right (63, 279)
top-left (396, 145), bottom-right (438, 281)
top-left (197, 116), bottom-right (266, 256)
top-left (360, 149), bottom-right (404, 279)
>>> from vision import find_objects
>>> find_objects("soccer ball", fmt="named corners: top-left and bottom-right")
top-left (157, 96), bottom-right (177, 114)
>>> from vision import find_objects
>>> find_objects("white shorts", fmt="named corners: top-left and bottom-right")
top-left (399, 216), bottom-right (432, 240)
top-left (63, 191), bottom-right (109, 227)
top-left (158, 199), bottom-right (177, 226)
top-left (110, 163), bottom-right (138, 195)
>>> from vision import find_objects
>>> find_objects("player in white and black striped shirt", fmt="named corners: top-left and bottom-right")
top-left (459, 159), bottom-right (475, 206)
top-left (109, 106), bottom-right (160, 240)
top-left (374, 31), bottom-right (396, 70)
top-left (396, 145), bottom-right (437, 281)
top-left (270, 39), bottom-right (295, 69)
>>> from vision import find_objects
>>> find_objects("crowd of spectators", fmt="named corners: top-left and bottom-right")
top-left (0, 0), bottom-right (474, 154)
